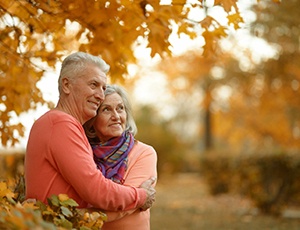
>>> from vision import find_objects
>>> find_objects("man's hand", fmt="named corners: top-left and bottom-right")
top-left (139, 177), bottom-right (156, 211)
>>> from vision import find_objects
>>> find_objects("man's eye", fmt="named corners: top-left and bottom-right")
top-left (90, 82), bottom-right (97, 88)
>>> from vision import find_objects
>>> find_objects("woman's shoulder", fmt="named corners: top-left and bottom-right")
top-left (132, 140), bottom-right (157, 155)
top-left (134, 140), bottom-right (154, 149)
top-left (128, 141), bottom-right (157, 165)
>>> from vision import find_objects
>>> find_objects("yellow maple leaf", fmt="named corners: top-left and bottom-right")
top-left (0, 182), bottom-right (15, 200)
top-left (227, 13), bottom-right (244, 30)
top-left (0, 182), bottom-right (8, 192)
top-left (200, 16), bottom-right (214, 30)
top-left (221, 0), bottom-right (238, 13)
top-left (178, 23), bottom-right (197, 39)
top-left (213, 26), bottom-right (228, 38)
top-left (58, 194), bottom-right (70, 202)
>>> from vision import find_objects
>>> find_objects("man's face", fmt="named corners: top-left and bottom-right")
top-left (68, 65), bottom-right (107, 124)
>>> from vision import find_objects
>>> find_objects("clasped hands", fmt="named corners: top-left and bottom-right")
top-left (139, 177), bottom-right (156, 211)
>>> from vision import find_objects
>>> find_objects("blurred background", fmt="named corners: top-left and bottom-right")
top-left (1, 0), bottom-right (300, 229)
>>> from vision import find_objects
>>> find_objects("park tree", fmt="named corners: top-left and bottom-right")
top-left (157, 46), bottom-right (239, 151)
top-left (214, 0), bottom-right (300, 151)
top-left (156, 0), bottom-right (300, 153)
top-left (157, 50), bottom-right (217, 150)
top-left (0, 0), bottom-right (278, 147)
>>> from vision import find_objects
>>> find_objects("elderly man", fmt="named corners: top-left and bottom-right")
top-left (25, 52), bottom-right (155, 211)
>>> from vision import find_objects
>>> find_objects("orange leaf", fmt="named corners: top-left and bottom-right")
top-left (227, 13), bottom-right (244, 30)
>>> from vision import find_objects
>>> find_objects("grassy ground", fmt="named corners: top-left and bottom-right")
top-left (150, 173), bottom-right (300, 230)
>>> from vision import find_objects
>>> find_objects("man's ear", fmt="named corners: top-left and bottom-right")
top-left (61, 77), bottom-right (71, 94)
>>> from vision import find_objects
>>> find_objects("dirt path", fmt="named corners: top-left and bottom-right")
top-left (150, 173), bottom-right (300, 230)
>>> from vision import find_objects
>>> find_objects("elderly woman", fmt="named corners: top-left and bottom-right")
top-left (84, 84), bottom-right (158, 230)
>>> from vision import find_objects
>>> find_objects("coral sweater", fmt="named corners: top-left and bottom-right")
top-left (102, 141), bottom-right (158, 230)
top-left (25, 110), bottom-right (146, 211)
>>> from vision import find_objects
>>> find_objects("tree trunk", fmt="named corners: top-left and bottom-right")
top-left (204, 106), bottom-right (212, 150)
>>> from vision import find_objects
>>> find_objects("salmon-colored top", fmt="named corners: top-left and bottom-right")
top-left (102, 141), bottom-right (158, 230)
top-left (25, 110), bottom-right (146, 211)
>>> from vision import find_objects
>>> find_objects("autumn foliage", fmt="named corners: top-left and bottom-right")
top-left (0, 0), bottom-right (263, 147)
top-left (0, 178), bottom-right (107, 229)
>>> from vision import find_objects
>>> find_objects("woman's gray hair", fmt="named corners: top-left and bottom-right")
top-left (84, 84), bottom-right (137, 143)
top-left (58, 51), bottom-right (110, 93)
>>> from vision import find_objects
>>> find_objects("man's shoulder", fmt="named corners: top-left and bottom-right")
top-left (37, 110), bottom-right (77, 124)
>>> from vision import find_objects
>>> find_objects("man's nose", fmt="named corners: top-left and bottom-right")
top-left (95, 88), bottom-right (105, 102)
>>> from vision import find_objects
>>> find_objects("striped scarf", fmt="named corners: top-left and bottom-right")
top-left (92, 131), bottom-right (134, 184)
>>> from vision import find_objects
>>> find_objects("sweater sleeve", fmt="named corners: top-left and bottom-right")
top-left (105, 142), bottom-right (158, 221)
top-left (47, 120), bottom-right (147, 211)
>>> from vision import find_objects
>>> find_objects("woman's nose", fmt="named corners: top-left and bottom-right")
top-left (111, 110), bottom-right (120, 119)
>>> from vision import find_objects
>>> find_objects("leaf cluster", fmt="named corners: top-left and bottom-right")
top-left (0, 180), bottom-right (107, 230)
top-left (0, 0), bottom-right (251, 147)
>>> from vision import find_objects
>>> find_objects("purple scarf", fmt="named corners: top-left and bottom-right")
top-left (92, 131), bottom-right (134, 184)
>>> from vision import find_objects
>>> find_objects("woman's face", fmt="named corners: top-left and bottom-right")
top-left (93, 92), bottom-right (127, 142)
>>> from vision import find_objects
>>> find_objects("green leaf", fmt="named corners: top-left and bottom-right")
top-left (60, 206), bottom-right (73, 218)
top-left (36, 200), bottom-right (47, 211)
top-left (54, 216), bottom-right (73, 228)
top-left (79, 227), bottom-right (91, 230)
top-left (60, 198), bottom-right (79, 207)
top-left (48, 195), bottom-right (60, 207)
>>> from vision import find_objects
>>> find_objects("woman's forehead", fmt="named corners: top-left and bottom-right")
top-left (101, 93), bottom-right (124, 106)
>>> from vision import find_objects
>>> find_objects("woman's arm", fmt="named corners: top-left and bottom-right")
top-left (104, 142), bottom-right (158, 222)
